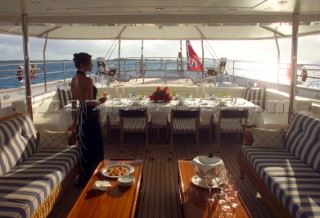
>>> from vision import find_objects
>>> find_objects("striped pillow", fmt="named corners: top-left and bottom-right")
top-left (0, 115), bottom-right (37, 176)
top-left (57, 87), bottom-right (71, 108)
top-left (243, 87), bottom-right (266, 109)
top-left (285, 111), bottom-right (320, 173)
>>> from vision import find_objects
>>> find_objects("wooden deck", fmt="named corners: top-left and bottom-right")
top-left (48, 128), bottom-right (275, 218)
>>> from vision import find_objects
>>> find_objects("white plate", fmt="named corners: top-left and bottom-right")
top-left (113, 101), bottom-right (123, 105)
top-left (191, 175), bottom-right (219, 189)
top-left (100, 164), bottom-right (135, 179)
top-left (93, 180), bottom-right (111, 191)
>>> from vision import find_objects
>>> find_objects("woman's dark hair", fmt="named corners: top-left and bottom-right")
top-left (73, 52), bottom-right (92, 69)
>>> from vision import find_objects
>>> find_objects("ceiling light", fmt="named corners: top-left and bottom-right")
top-left (264, 7), bottom-right (273, 11)
top-left (228, 9), bottom-right (236, 12)
top-left (82, 9), bottom-right (92, 13)
top-left (278, 1), bottom-right (288, 4)
top-left (156, 8), bottom-right (164, 11)
top-left (30, 1), bottom-right (40, 5)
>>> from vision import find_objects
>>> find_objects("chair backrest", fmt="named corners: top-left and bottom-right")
top-left (218, 57), bottom-right (227, 73)
top-left (219, 108), bottom-right (249, 120)
top-left (243, 87), bottom-right (266, 109)
top-left (119, 107), bottom-right (147, 118)
top-left (171, 108), bottom-right (200, 118)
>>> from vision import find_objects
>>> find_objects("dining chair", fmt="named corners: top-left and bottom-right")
top-left (215, 108), bottom-right (249, 149)
top-left (167, 108), bottom-right (200, 152)
top-left (119, 107), bottom-right (151, 151)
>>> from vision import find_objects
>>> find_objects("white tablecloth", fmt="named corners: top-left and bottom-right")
top-left (58, 98), bottom-right (261, 130)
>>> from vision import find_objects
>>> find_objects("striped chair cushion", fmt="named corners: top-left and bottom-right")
top-left (0, 146), bottom-right (79, 218)
top-left (243, 87), bottom-right (266, 109)
top-left (242, 147), bottom-right (320, 218)
top-left (220, 120), bottom-right (243, 132)
top-left (285, 111), bottom-right (320, 173)
top-left (123, 118), bottom-right (146, 131)
top-left (173, 118), bottom-right (196, 132)
top-left (0, 115), bottom-right (37, 176)
top-left (57, 87), bottom-right (71, 108)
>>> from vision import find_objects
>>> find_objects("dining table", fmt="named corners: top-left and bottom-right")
top-left (58, 97), bottom-right (262, 130)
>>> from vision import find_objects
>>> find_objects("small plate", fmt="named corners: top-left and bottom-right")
top-left (93, 180), bottom-right (111, 191)
top-left (191, 175), bottom-right (219, 189)
top-left (100, 164), bottom-right (135, 179)
top-left (118, 175), bottom-right (135, 187)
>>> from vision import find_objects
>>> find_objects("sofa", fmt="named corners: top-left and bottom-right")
top-left (0, 113), bottom-right (80, 218)
top-left (238, 111), bottom-right (320, 218)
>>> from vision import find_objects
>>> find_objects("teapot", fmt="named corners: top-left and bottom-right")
top-left (192, 155), bottom-right (225, 180)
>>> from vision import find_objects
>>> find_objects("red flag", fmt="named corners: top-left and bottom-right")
top-left (186, 40), bottom-right (202, 71)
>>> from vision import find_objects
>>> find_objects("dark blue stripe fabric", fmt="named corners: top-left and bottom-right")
top-left (0, 146), bottom-right (79, 218)
top-left (243, 146), bottom-right (320, 218)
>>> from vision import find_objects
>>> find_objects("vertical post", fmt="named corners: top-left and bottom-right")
top-left (274, 32), bottom-right (280, 91)
top-left (201, 39), bottom-right (204, 80)
top-left (288, 13), bottom-right (300, 122)
top-left (141, 40), bottom-right (144, 83)
top-left (43, 33), bottom-right (48, 92)
top-left (118, 39), bottom-right (121, 76)
top-left (21, 14), bottom-right (33, 119)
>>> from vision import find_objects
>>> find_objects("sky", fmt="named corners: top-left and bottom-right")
top-left (0, 34), bottom-right (319, 63)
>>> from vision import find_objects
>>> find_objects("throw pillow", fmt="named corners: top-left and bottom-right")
top-left (252, 128), bottom-right (285, 147)
top-left (38, 129), bottom-right (71, 149)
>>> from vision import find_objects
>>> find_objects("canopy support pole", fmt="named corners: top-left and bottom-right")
top-left (141, 40), bottom-right (144, 83)
top-left (118, 39), bottom-right (121, 77)
top-left (288, 13), bottom-right (300, 122)
top-left (21, 14), bottom-right (33, 119)
top-left (43, 33), bottom-right (48, 92)
top-left (274, 32), bottom-right (280, 91)
top-left (201, 39), bottom-right (204, 80)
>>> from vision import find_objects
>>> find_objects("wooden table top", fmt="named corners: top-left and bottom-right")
top-left (178, 160), bottom-right (251, 218)
top-left (68, 159), bottom-right (143, 218)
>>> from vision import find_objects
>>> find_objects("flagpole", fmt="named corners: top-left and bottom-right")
top-left (201, 39), bottom-right (204, 80)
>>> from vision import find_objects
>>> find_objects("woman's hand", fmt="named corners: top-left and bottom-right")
top-left (98, 97), bottom-right (107, 104)
top-left (68, 122), bottom-right (76, 133)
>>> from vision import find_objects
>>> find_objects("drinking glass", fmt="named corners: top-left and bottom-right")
top-left (205, 172), bottom-right (215, 202)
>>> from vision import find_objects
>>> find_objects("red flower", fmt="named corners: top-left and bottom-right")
top-left (149, 86), bottom-right (172, 102)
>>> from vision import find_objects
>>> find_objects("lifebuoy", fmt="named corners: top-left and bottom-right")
top-left (301, 67), bottom-right (308, 82)
top-left (17, 66), bottom-right (23, 82)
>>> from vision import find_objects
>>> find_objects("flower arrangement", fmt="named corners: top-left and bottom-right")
top-left (149, 86), bottom-right (172, 102)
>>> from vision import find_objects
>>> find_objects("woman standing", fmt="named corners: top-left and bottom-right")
top-left (69, 52), bottom-right (106, 187)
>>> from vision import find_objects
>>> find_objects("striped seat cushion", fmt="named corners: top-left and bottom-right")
top-left (0, 115), bottom-right (37, 176)
top-left (285, 111), bottom-right (320, 173)
top-left (173, 118), bottom-right (196, 132)
top-left (123, 118), bottom-right (146, 131)
top-left (242, 147), bottom-right (320, 218)
top-left (0, 146), bottom-right (79, 218)
top-left (57, 87), bottom-right (71, 108)
top-left (220, 120), bottom-right (243, 132)
top-left (243, 87), bottom-right (266, 109)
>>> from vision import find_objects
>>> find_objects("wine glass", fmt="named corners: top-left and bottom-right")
top-left (205, 171), bottom-right (215, 202)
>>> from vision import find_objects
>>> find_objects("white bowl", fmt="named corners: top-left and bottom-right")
top-left (118, 175), bottom-right (135, 187)
top-left (93, 180), bottom-right (111, 191)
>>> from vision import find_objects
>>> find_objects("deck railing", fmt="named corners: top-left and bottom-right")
top-left (1, 58), bottom-right (319, 92)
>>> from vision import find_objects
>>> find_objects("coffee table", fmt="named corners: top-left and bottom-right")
top-left (178, 160), bottom-right (251, 218)
top-left (68, 159), bottom-right (143, 218)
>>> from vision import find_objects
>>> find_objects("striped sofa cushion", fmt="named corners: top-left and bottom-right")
top-left (242, 147), bottom-right (320, 218)
top-left (0, 146), bottom-right (79, 218)
top-left (0, 115), bottom-right (37, 176)
top-left (173, 118), bottom-right (196, 132)
top-left (285, 111), bottom-right (320, 173)
top-left (243, 87), bottom-right (266, 109)
top-left (57, 87), bottom-right (71, 108)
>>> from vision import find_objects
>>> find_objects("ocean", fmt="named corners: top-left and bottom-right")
top-left (1, 59), bottom-right (320, 90)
